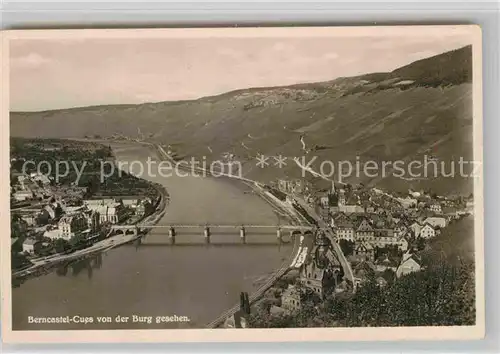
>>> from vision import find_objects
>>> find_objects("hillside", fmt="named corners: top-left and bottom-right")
top-left (10, 45), bottom-right (475, 196)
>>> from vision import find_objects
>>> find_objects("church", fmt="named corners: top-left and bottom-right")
top-left (299, 230), bottom-right (343, 299)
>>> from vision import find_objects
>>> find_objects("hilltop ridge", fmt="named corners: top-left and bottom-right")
top-left (11, 45), bottom-right (475, 195)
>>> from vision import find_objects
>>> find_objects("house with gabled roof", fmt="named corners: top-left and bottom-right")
top-left (396, 252), bottom-right (422, 278)
top-left (394, 223), bottom-right (409, 238)
top-left (281, 284), bottom-right (301, 313)
top-left (355, 218), bottom-right (374, 240)
top-left (423, 216), bottom-right (447, 229)
top-left (354, 242), bottom-right (375, 262)
top-left (442, 206), bottom-right (460, 221)
top-left (419, 223), bottom-right (436, 239)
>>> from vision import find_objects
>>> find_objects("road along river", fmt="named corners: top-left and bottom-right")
top-left (12, 142), bottom-right (295, 330)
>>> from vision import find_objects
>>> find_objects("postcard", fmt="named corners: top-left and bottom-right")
top-left (1, 25), bottom-right (484, 343)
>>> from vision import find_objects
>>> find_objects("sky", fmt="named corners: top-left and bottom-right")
top-left (9, 28), bottom-right (475, 112)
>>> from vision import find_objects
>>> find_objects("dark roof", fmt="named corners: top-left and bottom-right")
top-left (23, 238), bottom-right (39, 245)
top-left (375, 255), bottom-right (399, 267)
top-left (337, 221), bottom-right (354, 228)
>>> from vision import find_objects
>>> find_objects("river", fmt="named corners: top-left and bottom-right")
top-left (11, 142), bottom-right (292, 330)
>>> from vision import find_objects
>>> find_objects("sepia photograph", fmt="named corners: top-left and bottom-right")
top-left (1, 26), bottom-right (484, 343)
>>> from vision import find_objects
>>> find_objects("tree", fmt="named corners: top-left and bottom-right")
top-left (54, 204), bottom-right (64, 218)
top-left (339, 239), bottom-right (355, 256)
top-left (54, 238), bottom-right (70, 253)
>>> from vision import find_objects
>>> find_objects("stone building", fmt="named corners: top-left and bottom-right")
top-left (299, 231), bottom-right (338, 299)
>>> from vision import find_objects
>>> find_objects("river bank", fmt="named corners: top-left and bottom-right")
top-left (12, 141), bottom-right (299, 330)
top-left (11, 144), bottom-right (171, 282)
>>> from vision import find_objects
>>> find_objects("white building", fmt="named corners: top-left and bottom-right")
top-left (32, 173), bottom-right (51, 185)
top-left (43, 228), bottom-right (63, 240)
top-left (94, 204), bottom-right (127, 224)
top-left (84, 199), bottom-right (127, 224)
top-left (320, 196), bottom-right (329, 209)
top-left (281, 285), bottom-right (301, 313)
top-left (13, 190), bottom-right (33, 201)
top-left (337, 205), bottom-right (365, 214)
top-left (335, 224), bottom-right (355, 242)
top-left (83, 198), bottom-right (116, 208)
top-left (396, 253), bottom-right (422, 278)
top-left (419, 224), bottom-right (436, 239)
top-left (423, 217), bottom-right (447, 229)
top-left (429, 203), bottom-right (443, 214)
top-left (22, 238), bottom-right (39, 254)
top-left (21, 214), bottom-right (37, 226)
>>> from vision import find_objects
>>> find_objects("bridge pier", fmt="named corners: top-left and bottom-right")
top-left (240, 227), bottom-right (246, 244)
top-left (276, 228), bottom-right (282, 242)
top-left (204, 226), bottom-right (211, 244)
top-left (169, 227), bottom-right (176, 245)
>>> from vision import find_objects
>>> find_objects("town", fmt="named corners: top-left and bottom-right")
top-left (225, 177), bottom-right (475, 328)
top-left (9, 138), bottom-right (163, 274)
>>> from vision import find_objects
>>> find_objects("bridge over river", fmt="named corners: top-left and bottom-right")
top-left (111, 223), bottom-right (314, 245)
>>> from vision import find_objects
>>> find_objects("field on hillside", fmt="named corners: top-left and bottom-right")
top-left (10, 46), bottom-right (475, 196)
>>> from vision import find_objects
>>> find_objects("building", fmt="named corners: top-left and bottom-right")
top-left (44, 205), bottom-right (57, 219)
top-left (355, 218), bottom-right (374, 240)
top-left (84, 210), bottom-right (100, 232)
top-left (354, 242), bottom-right (375, 262)
top-left (335, 222), bottom-right (355, 242)
top-left (337, 189), bottom-right (346, 206)
top-left (299, 231), bottom-right (337, 299)
top-left (410, 222), bottom-right (422, 238)
top-left (136, 199), bottom-right (154, 217)
top-left (20, 213), bottom-right (36, 226)
top-left (423, 217), bottom-right (447, 229)
top-left (32, 173), bottom-right (51, 185)
top-left (22, 238), bottom-right (40, 254)
top-left (430, 202), bottom-right (443, 214)
top-left (13, 190), bottom-right (34, 201)
top-left (396, 252), bottom-right (422, 278)
top-left (43, 227), bottom-right (62, 240)
top-left (376, 276), bottom-right (389, 287)
top-left (64, 205), bottom-right (87, 215)
top-left (335, 205), bottom-right (364, 214)
top-left (442, 206), bottom-right (460, 220)
top-left (419, 223), bottom-right (436, 239)
top-left (224, 292), bottom-right (250, 328)
top-left (88, 202), bottom-right (127, 224)
top-left (83, 198), bottom-right (116, 208)
top-left (57, 214), bottom-right (87, 240)
top-left (277, 179), bottom-right (291, 194)
top-left (320, 196), bottom-right (329, 209)
top-left (394, 224), bottom-right (408, 238)
top-left (118, 197), bottom-right (142, 208)
top-left (281, 284), bottom-right (301, 312)
top-left (398, 237), bottom-right (409, 251)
